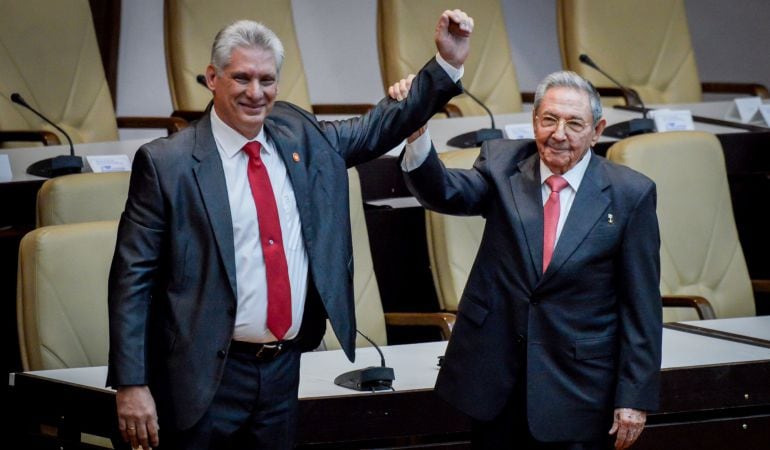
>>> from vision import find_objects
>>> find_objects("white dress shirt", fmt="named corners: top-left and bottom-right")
top-left (211, 108), bottom-right (308, 343)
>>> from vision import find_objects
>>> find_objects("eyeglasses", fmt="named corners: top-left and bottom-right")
top-left (535, 114), bottom-right (590, 134)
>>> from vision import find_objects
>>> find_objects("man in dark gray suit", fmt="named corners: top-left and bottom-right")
top-left (395, 71), bottom-right (662, 450)
top-left (108, 10), bottom-right (473, 450)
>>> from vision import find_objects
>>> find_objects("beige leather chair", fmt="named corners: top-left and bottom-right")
top-left (36, 172), bottom-right (130, 227)
top-left (0, 0), bottom-right (184, 147)
top-left (378, 0), bottom-right (523, 117)
top-left (557, 0), bottom-right (769, 105)
top-left (165, 0), bottom-right (371, 119)
top-left (607, 131), bottom-right (769, 321)
top-left (17, 220), bottom-right (118, 371)
top-left (322, 168), bottom-right (455, 349)
top-left (425, 149), bottom-right (485, 312)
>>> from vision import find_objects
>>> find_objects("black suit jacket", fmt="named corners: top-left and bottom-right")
top-left (107, 58), bottom-right (461, 431)
top-left (404, 139), bottom-right (662, 442)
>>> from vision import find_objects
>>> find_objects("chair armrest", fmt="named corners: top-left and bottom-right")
top-left (440, 103), bottom-right (463, 118)
top-left (171, 110), bottom-right (206, 122)
top-left (520, 92), bottom-right (535, 104)
top-left (116, 116), bottom-right (188, 135)
top-left (701, 82), bottom-right (769, 99)
top-left (751, 279), bottom-right (770, 295)
top-left (662, 295), bottom-right (716, 320)
top-left (384, 312), bottom-right (456, 340)
top-left (595, 87), bottom-right (639, 106)
top-left (0, 130), bottom-right (61, 146)
top-left (311, 103), bottom-right (375, 116)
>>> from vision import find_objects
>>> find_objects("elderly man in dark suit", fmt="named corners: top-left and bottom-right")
top-left (108, 10), bottom-right (473, 450)
top-left (393, 70), bottom-right (662, 450)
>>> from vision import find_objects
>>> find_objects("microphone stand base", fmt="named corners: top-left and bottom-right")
top-left (27, 155), bottom-right (83, 178)
top-left (334, 366), bottom-right (395, 391)
top-left (603, 118), bottom-right (656, 139)
top-left (447, 128), bottom-right (504, 149)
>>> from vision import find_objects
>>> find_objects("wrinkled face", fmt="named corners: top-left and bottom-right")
top-left (533, 86), bottom-right (606, 174)
top-left (206, 46), bottom-right (278, 139)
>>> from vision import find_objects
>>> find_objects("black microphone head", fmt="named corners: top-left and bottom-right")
top-left (196, 74), bottom-right (208, 88)
top-left (10, 92), bottom-right (27, 106)
top-left (578, 54), bottom-right (596, 69)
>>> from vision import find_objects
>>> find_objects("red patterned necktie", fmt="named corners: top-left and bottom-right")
top-left (543, 175), bottom-right (569, 273)
top-left (243, 141), bottom-right (291, 340)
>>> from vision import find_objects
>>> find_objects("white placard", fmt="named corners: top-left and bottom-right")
top-left (758, 104), bottom-right (770, 126)
top-left (504, 123), bottom-right (535, 139)
top-left (649, 109), bottom-right (695, 132)
top-left (0, 154), bottom-right (11, 181)
top-left (86, 154), bottom-right (131, 173)
top-left (724, 96), bottom-right (763, 123)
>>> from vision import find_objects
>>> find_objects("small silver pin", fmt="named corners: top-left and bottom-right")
top-left (607, 213), bottom-right (614, 224)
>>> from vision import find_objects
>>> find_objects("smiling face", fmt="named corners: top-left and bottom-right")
top-left (533, 86), bottom-right (606, 175)
top-left (206, 45), bottom-right (278, 139)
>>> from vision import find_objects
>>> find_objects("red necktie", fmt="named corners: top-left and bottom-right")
top-left (243, 141), bottom-right (292, 340)
top-left (543, 175), bottom-right (569, 273)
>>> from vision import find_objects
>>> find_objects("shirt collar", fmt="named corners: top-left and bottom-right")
top-left (539, 149), bottom-right (592, 191)
top-left (210, 106), bottom-right (270, 159)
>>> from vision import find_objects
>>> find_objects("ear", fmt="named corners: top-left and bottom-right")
top-left (591, 118), bottom-right (607, 146)
top-left (204, 65), bottom-right (217, 90)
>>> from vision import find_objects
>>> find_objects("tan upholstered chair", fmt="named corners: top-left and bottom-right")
top-left (36, 172), bottom-right (130, 227)
top-left (425, 149), bottom-right (485, 312)
top-left (164, 0), bottom-right (372, 120)
top-left (0, 0), bottom-right (184, 147)
top-left (378, 0), bottom-right (524, 117)
top-left (556, 0), bottom-right (769, 105)
top-left (322, 168), bottom-right (455, 350)
top-left (607, 131), bottom-right (770, 321)
top-left (17, 220), bottom-right (118, 371)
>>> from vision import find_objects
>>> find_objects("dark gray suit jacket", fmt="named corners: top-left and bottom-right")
top-left (107, 58), bottom-right (462, 431)
top-left (404, 139), bottom-right (662, 442)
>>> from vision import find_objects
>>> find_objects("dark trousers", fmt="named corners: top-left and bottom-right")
top-left (471, 375), bottom-right (609, 450)
top-left (159, 347), bottom-right (302, 450)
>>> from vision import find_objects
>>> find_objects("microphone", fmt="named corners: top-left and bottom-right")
top-left (196, 74), bottom-right (208, 88)
top-left (333, 330), bottom-right (395, 392)
top-left (10, 93), bottom-right (83, 178)
top-left (578, 54), bottom-right (655, 139)
top-left (446, 90), bottom-right (504, 148)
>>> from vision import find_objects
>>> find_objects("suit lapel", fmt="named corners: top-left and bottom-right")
top-left (509, 153), bottom-right (544, 276)
top-left (191, 116), bottom-right (237, 298)
top-left (541, 155), bottom-right (610, 283)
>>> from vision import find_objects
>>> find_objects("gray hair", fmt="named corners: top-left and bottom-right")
top-left (211, 20), bottom-right (285, 74)
top-left (533, 71), bottom-right (602, 125)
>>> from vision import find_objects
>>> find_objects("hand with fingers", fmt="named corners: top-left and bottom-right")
top-left (117, 385), bottom-right (160, 449)
top-left (435, 9), bottom-right (474, 68)
top-left (609, 407), bottom-right (647, 449)
top-left (387, 74), bottom-right (425, 143)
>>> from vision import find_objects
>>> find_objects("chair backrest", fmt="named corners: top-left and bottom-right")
top-left (164, 0), bottom-right (312, 113)
top-left (322, 168), bottom-right (387, 350)
top-left (556, 0), bottom-right (703, 104)
top-left (425, 149), bottom-right (485, 312)
top-left (0, 0), bottom-right (119, 144)
top-left (17, 220), bottom-right (118, 370)
top-left (36, 172), bottom-right (131, 226)
top-left (606, 131), bottom-right (755, 321)
top-left (378, 0), bottom-right (522, 116)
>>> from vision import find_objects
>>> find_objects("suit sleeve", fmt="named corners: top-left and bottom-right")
top-left (107, 147), bottom-right (166, 387)
top-left (401, 143), bottom-right (491, 216)
top-left (320, 57), bottom-right (463, 168)
top-left (615, 181), bottom-right (663, 411)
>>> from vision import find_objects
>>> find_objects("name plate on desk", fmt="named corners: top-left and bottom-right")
top-left (0, 154), bottom-right (11, 181)
top-left (86, 155), bottom-right (131, 173)
top-left (504, 123), bottom-right (534, 139)
top-left (650, 109), bottom-right (695, 132)
top-left (725, 96), bottom-right (766, 124)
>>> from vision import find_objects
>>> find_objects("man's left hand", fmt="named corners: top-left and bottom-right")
top-left (435, 9), bottom-right (473, 68)
top-left (609, 407), bottom-right (647, 449)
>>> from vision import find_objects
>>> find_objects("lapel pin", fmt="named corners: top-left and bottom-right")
top-left (292, 152), bottom-right (300, 162)
top-left (607, 213), bottom-right (614, 224)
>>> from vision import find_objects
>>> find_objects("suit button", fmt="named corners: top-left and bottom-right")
top-left (217, 349), bottom-right (227, 358)
top-left (516, 334), bottom-right (526, 344)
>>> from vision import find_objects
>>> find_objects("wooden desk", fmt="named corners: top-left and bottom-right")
top-left (8, 318), bottom-right (770, 449)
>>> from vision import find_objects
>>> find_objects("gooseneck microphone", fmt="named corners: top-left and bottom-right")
top-left (446, 89), bottom-right (504, 148)
top-left (577, 54), bottom-right (655, 139)
top-left (11, 93), bottom-right (83, 178)
top-left (333, 330), bottom-right (395, 392)
top-left (196, 74), bottom-right (208, 88)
